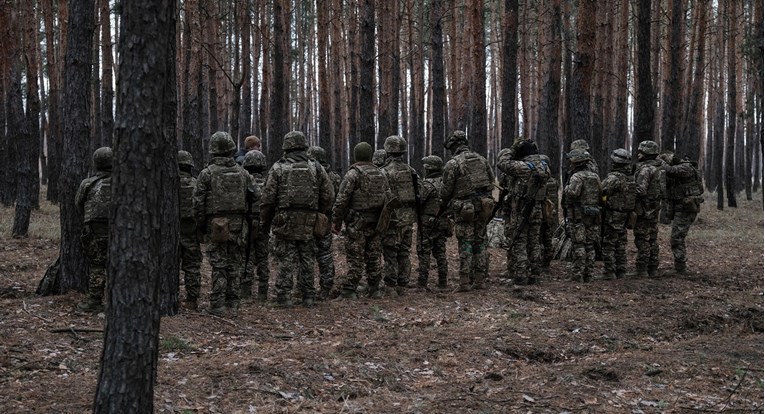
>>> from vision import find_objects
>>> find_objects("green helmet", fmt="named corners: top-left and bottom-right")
top-left (372, 149), bottom-right (386, 167)
top-left (498, 148), bottom-right (513, 160)
top-left (354, 142), bottom-right (374, 162)
top-left (243, 150), bottom-right (267, 170)
top-left (209, 131), bottom-right (236, 156)
top-left (422, 155), bottom-right (444, 171)
top-left (307, 146), bottom-right (327, 164)
top-left (384, 135), bottom-right (407, 154)
top-left (178, 150), bottom-right (194, 168)
top-left (637, 140), bottom-right (659, 155)
top-left (444, 130), bottom-right (468, 150)
top-left (282, 130), bottom-right (308, 151)
top-left (610, 148), bottom-right (631, 164)
top-left (570, 139), bottom-right (590, 151)
top-left (93, 147), bottom-right (113, 172)
top-left (567, 149), bottom-right (591, 165)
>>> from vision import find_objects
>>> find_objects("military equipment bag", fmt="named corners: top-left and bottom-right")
top-left (350, 163), bottom-right (388, 212)
top-left (278, 160), bottom-right (319, 210)
top-left (208, 164), bottom-right (248, 213)
top-left (83, 176), bottom-right (111, 223)
top-left (453, 152), bottom-right (492, 198)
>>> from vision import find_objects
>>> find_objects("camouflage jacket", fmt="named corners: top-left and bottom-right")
top-left (496, 153), bottom-right (551, 203)
top-left (332, 161), bottom-right (392, 228)
top-left (665, 161), bottom-right (703, 202)
top-left (382, 156), bottom-right (418, 225)
top-left (440, 145), bottom-right (495, 211)
top-left (75, 172), bottom-right (111, 224)
top-left (601, 166), bottom-right (636, 211)
top-left (564, 168), bottom-right (601, 209)
top-left (635, 158), bottom-right (666, 202)
top-left (193, 156), bottom-right (254, 226)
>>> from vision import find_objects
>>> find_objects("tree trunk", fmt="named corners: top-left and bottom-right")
top-left (612, 0), bottom-right (629, 153)
top-left (430, 0), bottom-right (446, 158)
top-left (681, 2), bottom-right (707, 164)
top-left (535, 0), bottom-right (561, 178)
top-left (725, 0), bottom-right (737, 208)
top-left (634, 0), bottom-right (653, 155)
top-left (659, 0), bottom-right (682, 152)
top-left (93, 0), bottom-right (177, 410)
top-left (268, 0), bottom-right (289, 159)
top-left (330, 0), bottom-right (344, 168)
top-left (359, 0), bottom-right (375, 149)
top-left (241, 0), bottom-right (252, 140)
top-left (569, 0), bottom-right (596, 153)
top-left (101, 0), bottom-right (115, 147)
top-left (59, 0), bottom-right (95, 293)
top-left (42, 0), bottom-right (61, 203)
top-left (90, 3), bottom-right (102, 151)
top-left (468, 0), bottom-right (487, 156)
top-left (317, 1), bottom-right (331, 155)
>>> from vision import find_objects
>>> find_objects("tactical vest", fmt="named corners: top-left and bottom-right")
top-left (572, 170), bottom-right (601, 206)
top-left (350, 163), bottom-right (387, 211)
top-left (670, 164), bottom-right (704, 199)
top-left (421, 177), bottom-right (442, 216)
top-left (606, 171), bottom-right (636, 211)
top-left (453, 152), bottom-right (492, 198)
top-left (512, 155), bottom-right (549, 202)
top-left (545, 177), bottom-right (559, 202)
top-left (179, 173), bottom-right (196, 220)
top-left (277, 160), bottom-right (320, 210)
top-left (207, 163), bottom-right (248, 214)
top-left (384, 161), bottom-right (416, 204)
top-left (83, 176), bottom-right (111, 223)
top-left (639, 159), bottom-right (666, 201)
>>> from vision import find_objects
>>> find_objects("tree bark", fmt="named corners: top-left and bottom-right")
top-left (659, 0), bottom-right (683, 152)
top-left (725, 0), bottom-right (737, 207)
top-left (359, 0), bottom-right (375, 149)
top-left (681, 2), bottom-right (707, 164)
top-left (59, 0), bottom-right (95, 293)
top-left (535, 0), bottom-right (561, 178)
top-left (101, 0), bottom-right (115, 147)
top-left (634, 0), bottom-right (654, 155)
top-left (42, 0), bottom-right (61, 203)
top-left (268, 0), bottom-right (289, 159)
top-left (94, 0), bottom-right (177, 410)
top-left (317, 1), bottom-right (331, 156)
top-left (430, 0), bottom-right (447, 158)
top-left (569, 0), bottom-right (596, 153)
top-left (468, 0), bottom-right (487, 156)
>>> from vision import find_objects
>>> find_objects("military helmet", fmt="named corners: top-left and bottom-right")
top-left (422, 155), bottom-right (444, 171)
top-left (637, 140), bottom-right (659, 155)
top-left (570, 139), bottom-right (590, 151)
top-left (444, 130), bottom-right (468, 150)
top-left (567, 149), bottom-right (591, 165)
top-left (372, 149), bottom-right (387, 167)
top-left (178, 150), bottom-right (194, 168)
top-left (384, 135), bottom-right (407, 154)
top-left (209, 131), bottom-right (236, 156)
top-left (354, 142), bottom-right (374, 162)
top-left (610, 148), bottom-right (631, 164)
top-left (282, 130), bottom-right (308, 151)
top-left (307, 146), bottom-right (327, 164)
top-left (515, 139), bottom-right (539, 159)
top-left (497, 148), bottom-right (513, 160)
top-left (93, 146), bottom-right (113, 172)
top-left (243, 150), bottom-right (267, 170)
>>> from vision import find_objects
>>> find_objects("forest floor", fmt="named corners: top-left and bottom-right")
top-left (0, 190), bottom-right (762, 413)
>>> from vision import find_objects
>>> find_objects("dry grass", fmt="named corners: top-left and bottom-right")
top-left (0, 188), bottom-right (60, 241)
top-left (688, 190), bottom-right (763, 251)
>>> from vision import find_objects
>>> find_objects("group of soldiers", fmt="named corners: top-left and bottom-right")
top-left (73, 129), bottom-right (703, 317)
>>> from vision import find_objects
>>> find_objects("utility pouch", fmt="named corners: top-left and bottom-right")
top-left (314, 212), bottom-right (330, 237)
top-left (210, 217), bottom-right (231, 243)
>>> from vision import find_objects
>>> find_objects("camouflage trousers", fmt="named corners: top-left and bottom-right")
top-left (504, 203), bottom-right (543, 280)
top-left (179, 229), bottom-right (202, 302)
top-left (241, 233), bottom-right (270, 296)
top-left (81, 223), bottom-right (108, 306)
top-left (316, 232), bottom-right (335, 292)
top-left (567, 217), bottom-right (599, 281)
top-left (207, 239), bottom-right (243, 309)
top-left (272, 238), bottom-right (317, 301)
top-left (670, 209), bottom-right (697, 271)
top-left (454, 216), bottom-right (489, 288)
top-left (540, 218), bottom-right (556, 266)
top-left (602, 211), bottom-right (628, 276)
top-left (342, 222), bottom-right (383, 294)
top-left (416, 221), bottom-right (448, 287)
top-left (633, 216), bottom-right (659, 272)
top-left (382, 221), bottom-right (414, 288)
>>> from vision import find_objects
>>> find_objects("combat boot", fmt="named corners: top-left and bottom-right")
top-left (455, 284), bottom-right (472, 293)
top-left (208, 305), bottom-right (226, 317)
top-left (302, 297), bottom-right (315, 308)
top-left (340, 289), bottom-right (358, 300)
top-left (627, 269), bottom-right (648, 278)
top-left (368, 289), bottom-right (383, 299)
top-left (601, 272), bottom-right (616, 280)
top-left (275, 296), bottom-right (293, 308)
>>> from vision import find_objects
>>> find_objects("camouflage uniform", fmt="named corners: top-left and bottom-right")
top-left (600, 149), bottom-right (636, 279)
top-left (662, 155), bottom-right (703, 274)
top-left (417, 156), bottom-right (450, 289)
top-left (241, 150), bottom-right (267, 300)
top-left (441, 131), bottom-right (496, 291)
top-left (497, 140), bottom-right (551, 285)
top-left (332, 142), bottom-right (392, 298)
top-left (381, 136), bottom-right (418, 293)
top-left (308, 146), bottom-right (342, 299)
top-left (178, 151), bottom-right (202, 308)
top-left (261, 131), bottom-right (335, 307)
top-left (74, 147), bottom-right (113, 313)
top-left (563, 149), bottom-right (602, 282)
top-left (372, 149), bottom-right (387, 168)
top-left (194, 132), bottom-right (254, 316)
top-left (539, 154), bottom-right (559, 267)
top-left (633, 141), bottom-right (666, 277)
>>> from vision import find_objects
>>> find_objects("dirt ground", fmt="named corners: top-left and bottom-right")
top-left (0, 192), bottom-right (762, 413)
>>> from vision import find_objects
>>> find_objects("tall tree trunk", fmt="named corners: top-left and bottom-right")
top-left (90, 2), bottom-right (102, 151)
top-left (659, 0), bottom-right (682, 152)
top-left (101, 0), bottom-right (115, 147)
top-left (681, 2), bottom-right (707, 164)
top-left (634, 0), bottom-right (653, 155)
top-left (569, 0), bottom-right (596, 153)
top-left (59, 0), bottom-right (95, 293)
top-left (725, 0), bottom-right (737, 207)
top-left (347, 2), bottom-right (360, 162)
top-left (330, 0), bottom-right (344, 168)
top-left (430, 0), bottom-right (447, 158)
top-left (42, 0), bottom-right (61, 203)
top-left (535, 0), bottom-right (561, 178)
top-left (501, 0), bottom-right (518, 149)
top-left (241, 0), bottom-right (252, 140)
top-left (468, 0), bottom-right (487, 156)
top-left (754, 0), bottom-right (763, 193)
top-left (359, 0), bottom-right (375, 148)
top-left (94, 0), bottom-right (177, 410)
top-left (612, 0), bottom-right (629, 153)
top-left (317, 1), bottom-right (331, 155)
top-left (268, 0), bottom-right (289, 159)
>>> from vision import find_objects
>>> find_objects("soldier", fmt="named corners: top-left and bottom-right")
top-left (178, 150), bottom-right (202, 310)
top-left (193, 131), bottom-right (254, 317)
top-left (441, 131), bottom-right (496, 291)
top-left (563, 149), bottom-right (602, 282)
top-left (600, 149), bottom-right (636, 279)
top-left (235, 135), bottom-right (262, 164)
top-left (307, 146), bottom-right (342, 300)
top-left (261, 131), bottom-right (335, 307)
top-left (416, 155), bottom-right (450, 289)
top-left (539, 153), bottom-right (560, 269)
top-left (570, 139), bottom-right (600, 175)
top-left (380, 135), bottom-right (418, 295)
top-left (372, 149), bottom-right (387, 168)
top-left (660, 152), bottom-right (704, 275)
top-left (332, 142), bottom-right (393, 298)
top-left (631, 140), bottom-right (666, 277)
top-left (241, 150), bottom-right (267, 300)
top-left (74, 147), bottom-right (113, 313)
top-left (497, 139), bottom-right (551, 285)
top-left (496, 147), bottom-right (515, 277)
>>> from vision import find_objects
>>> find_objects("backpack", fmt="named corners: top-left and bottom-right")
top-left (384, 162), bottom-right (416, 204)
top-left (83, 176), bottom-right (111, 223)
top-left (277, 160), bottom-right (320, 210)
top-left (208, 164), bottom-right (248, 214)
top-left (453, 152), bottom-right (492, 198)
top-left (350, 163), bottom-right (388, 211)
top-left (606, 172), bottom-right (636, 211)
